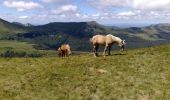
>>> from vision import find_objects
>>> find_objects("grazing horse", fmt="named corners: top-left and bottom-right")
top-left (90, 34), bottom-right (125, 57)
top-left (57, 44), bottom-right (72, 57)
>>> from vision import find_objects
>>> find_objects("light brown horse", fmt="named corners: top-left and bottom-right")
top-left (90, 34), bottom-right (125, 57)
top-left (57, 44), bottom-right (72, 57)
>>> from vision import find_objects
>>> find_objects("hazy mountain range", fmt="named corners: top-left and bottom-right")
top-left (0, 18), bottom-right (170, 51)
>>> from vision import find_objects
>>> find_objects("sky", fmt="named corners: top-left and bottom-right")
top-left (1, 0), bottom-right (170, 26)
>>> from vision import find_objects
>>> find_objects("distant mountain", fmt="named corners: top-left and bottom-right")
top-left (14, 21), bottom-right (142, 50)
top-left (25, 23), bottom-right (34, 27)
top-left (27, 21), bottom-right (113, 37)
top-left (17, 21), bottom-right (116, 50)
top-left (12, 22), bottom-right (33, 27)
top-left (0, 18), bottom-right (169, 51)
top-left (12, 22), bottom-right (25, 27)
top-left (124, 23), bottom-right (170, 41)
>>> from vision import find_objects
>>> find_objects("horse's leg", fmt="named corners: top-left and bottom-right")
top-left (93, 45), bottom-right (96, 57)
top-left (61, 52), bottom-right (63, 57)
top-left (63, 50), bottom-right (66, 57)
top-left (65, 50), bottom-right (67, 57)
top-left (66, 50), bottom-right (69, 57)
top-left (63, 51), bottom-right (65, 57)
top-left (103, 45), bottom-right (108, 56)
top-left (96, 45), bottom-right (99, 56)
top-left (59, 53), bottom-right (61, 57)
top-left (108, 45), bottom-right (111, 55)
top-left (62, 51), bottom-right (64, 57)
top-left (93, 45), bottom-right (98, 57)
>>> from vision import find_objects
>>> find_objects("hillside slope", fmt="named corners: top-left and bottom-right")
top-left (0, 45), bottom-right (170, 99)
top-left (121, 23), bottom-right (170, 41)
top-left (0, 18), bottom-right (26, 34)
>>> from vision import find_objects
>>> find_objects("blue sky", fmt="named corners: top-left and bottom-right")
top-left (1, 0), bottom-right (170, 26)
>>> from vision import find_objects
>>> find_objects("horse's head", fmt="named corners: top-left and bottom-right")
top-left (57, 47), bottom-right (62, 56)
top-left (68, 49), bottom-right (72, 55)
top-left (66, 44), bottom-right (72, 55)
top-left (120, 40), bottom-right (126, 51)
top-left (58, 47), bottom-right (61, 52)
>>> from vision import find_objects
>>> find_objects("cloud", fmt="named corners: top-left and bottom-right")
top-left (41, 0), bottom-right (67, 3)
top-left (41, 0), bottom-right (56, 3)
top-left (3, 1), bottom-right (42, 11)
top-left (88, 0), bottom-right (129, 8)
top-left (117, 11), bottom-right (136, 16)
top-left (2, 0), bottom-right (170, 24)
top-left (88, 0), bottom-right (170, 11)
top-left (132, 0), bottom-right (170, 10)
top-left (19, 16), bottom-right (29, 19)
top-left (86, 0), bottom-right (170, 21)
top-left (52, 5), bottom-right (78, 14)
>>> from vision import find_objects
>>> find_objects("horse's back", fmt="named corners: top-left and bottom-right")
top-left (106, 34), bottom-right (122, 43)
top-left (105, 35), bottom-right (114, 44)
top-left (60, 44), bottom-right (70, 50)
top-left (91, 35), bottom-right (106, 45)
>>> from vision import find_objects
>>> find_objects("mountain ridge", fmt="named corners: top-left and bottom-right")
top-left (0, 18), bottom-right (169, 50)
top-left (0, 18), bottom-right (26, 34)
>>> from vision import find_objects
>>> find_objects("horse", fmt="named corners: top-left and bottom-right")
top-left (90, 34), bottom-right (125, 57)
top-left (57, 44), bottom-right (72, 57)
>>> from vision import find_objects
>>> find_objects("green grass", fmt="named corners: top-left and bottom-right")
top-left (0, 40), bottom-right (34, 50)
top-left (0, 40), bottom-right (57, 57)
top-left (0, 45), bottom-right (170, 100)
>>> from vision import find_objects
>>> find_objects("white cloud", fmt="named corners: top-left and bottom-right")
top-left (88, 0), bottom-right (170, 11)
top-left (86, 0), bottom-right (170, 21)
top-left (2, 0), bottom-right (170, 24)
top-left (42, 0), bottom-right (56, 3)
top-left (88, 0), bottom-right (129, 7)
top-left (60, 14), bottom-right (66, 17)
top-left (19, 15), bottom-right (29, 19)
top-left (3, 1), bottom-right (42, 11)
top-left (41, 0), bottom-right (67, 3)
top-left (52, 5), bottom-right (78, 14)
top-left (82, 15), bottom-right (89, 19)
top-left (75, 13), bottom-right (81, 17)
top-left (132, 0), bottom-right (170, 10)
top-left (117, 11), bottom-right (136, 16)
top-left (92, 13), bottom-right (100, 17)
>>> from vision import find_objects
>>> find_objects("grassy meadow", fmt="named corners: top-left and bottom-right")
top-left (0, 40), bottom-right (57, 57)
top-left (0, 43), bottom-right (170, 100)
